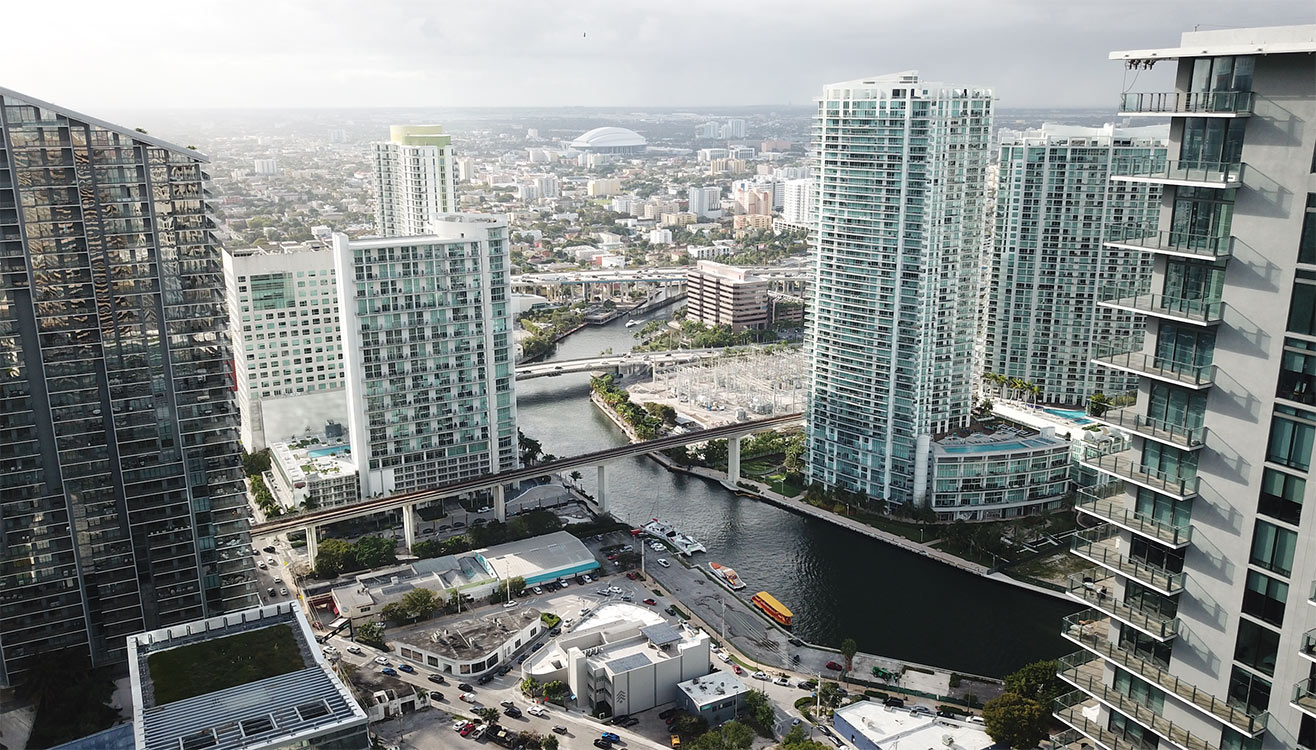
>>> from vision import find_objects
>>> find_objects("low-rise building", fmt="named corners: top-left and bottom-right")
top-left (928, 421), bottom-right (1071, 521)
top-left (686, 261), bottom-right (769, 331)
top-left (676, 672), bottom-right (748, 726)
top-left (126, 602), bottom-right (370, 750)
top-left (268, 430), bottom-right (359, 511)
top-left (832, 701), bottom-right (993, 750)
top-left (347, 669), bottom-right (432, 722)
top-left (393, 606), bottom-right (543, 679)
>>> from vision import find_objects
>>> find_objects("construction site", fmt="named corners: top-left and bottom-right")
top-left (624, 347), bottom-right (808, 428)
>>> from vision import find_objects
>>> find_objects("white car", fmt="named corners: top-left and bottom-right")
top-left (347, 646), bottom-right (363, 655)
top-left (257, 561), bottom-right (267, 570)
top-left (478, 506), bottom-right (493, 513)
top-left (279, 587), bottom-right (288, 596)
top-left (374, 656), bottom-right (390, 665)
top-left (717, 651), bottom-right (732, 663)
top-left (582, 575), bottom-right (592, 583)
top-left (533, 586), bottom-right (543, 595)
top-left (752, 671), bottom-right (769, 680)
top-left (657, 558), bottom-right (670, 568)
top-left (527, 705), bottom-right (547, 717)
top-left (775, 676), bottom-right (791, 686)
top-left (608, 586), bottom-right (622, 594)
top-left (322, 645), bottom-right (339, 655)
top-left (452, 719), bottom-right (468, 731)
top-left (503, 600), bottom-right (519, 609)
top-left (266, 557), bottom-right (277, 566)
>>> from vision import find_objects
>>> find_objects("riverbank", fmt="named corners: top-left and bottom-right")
top-left (589, 394), bottom-right (1073, 603)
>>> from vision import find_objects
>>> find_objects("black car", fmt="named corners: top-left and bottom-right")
top-left (452, 521), bottom-right (466, 529)
top-left (552, 725), bottom-right (568, 734)
top-left (262, 546), bottom-right (276, 553)
top-left (458, 682), bottom-right (474, 692)
top-left (518, 654), bottom-right (528, 664)
top-left (430, 692), bottom-right (443, 701)
top-left (498, 664), bottom-right (513, 675)
top-left (797, 680), bottom-right (816, 690)
top-left (593, 741), bottom-right (612, 749)
top-left (621, 717), bottom-right (639, 728)
top-left (531, 643), bottom-right (542, 652)
top-left (788, 637), bottom-right (804, 647)
top-left (478, 673), bottom-right (494, 685)
top-left (472, 518), bottom-right (488, 526)
top-left (428, 674), bottom-right (447, 685)
top-left (503, 706), bottom-right (522, 718)
top-left (883, 697), bottom-right (905, 708)
top-left (610, 715), bottom-right (629, 725)
top-left (659, 708), bottom-right (677, 720)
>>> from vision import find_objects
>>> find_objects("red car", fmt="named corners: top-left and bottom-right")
top-left (626, 571), bottom-right (639, 580)
top-left (607, 553), bottom-right (619, 561)
top-left (826, 661), bottom-right (844, 670)
top-left (630, 529), bottom-right (645, 536)
top-left (642, 598), bottom-right (657, 605)
top-left (459, 723), bottom-right (475, 736)
top-left (732, 664), bottom-right (743, 675)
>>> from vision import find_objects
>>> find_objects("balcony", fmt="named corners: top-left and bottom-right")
top-left (1054, 690), bottom-right (1150, 750)
top-left (1062, 611), bottom-right (1268, 737)
top-left (1067, 571), bottom-right (1179, 641)
top-left (1104, 225), bottom-right (1232, 261)
top-left (1091, 349), bottom-right (1215, 391)
top-left (1058, 651), bottom-right (1221, 750)
top-left (1099, 292), bottom-right (1223, 327)
top-left (1295, 677), bottom-right (1316, 719)
top-left (1303, 627), bottom-right (1316, 664)
top-left (1080, 451), bottom-right (1199, 501)
top-left (1090, 406), bottom-right (1206, 451)
top-left (1071, 525), bottom-right (1186, 595)
top-left (1075, 486), bottom-right (1193, 548)
top-left (1110, 157), bottom-right (1244, 189)
top-left (1119, 91), bottom-right (1255, 117)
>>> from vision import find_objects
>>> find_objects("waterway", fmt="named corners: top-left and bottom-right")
top-left (515, 310), bottom-right (1080, 678)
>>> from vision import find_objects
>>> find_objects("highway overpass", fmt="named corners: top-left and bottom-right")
top-left (515, 348), bottom-right (733, 379)
top-left (250, 412), bottom-right (804, 558)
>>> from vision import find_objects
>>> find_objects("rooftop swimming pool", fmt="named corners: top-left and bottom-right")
top-left (1042, 407), bottom-right (1093, 425)
top-left (305, 444), bottom-right (350, 458)
top-left (938, 437), bottom-right (1060, 454)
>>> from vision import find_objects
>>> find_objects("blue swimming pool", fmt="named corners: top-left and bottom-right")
top-left (306, 444), bottom-right (350, 458)
top-left (1042, 407), bottom-right (1093, 425)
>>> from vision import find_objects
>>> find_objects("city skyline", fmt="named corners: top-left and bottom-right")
top-left (2, 2), bottom-right (1310, 113)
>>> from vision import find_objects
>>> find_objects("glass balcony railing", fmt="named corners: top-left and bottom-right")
top-left (1058, 651), bottom-right (1221, 750)
top-left (1054, 690), bottom-right (1151, 750)
top-left (1099, 290), bottom-right (1224, 325)
top-left (1075, 486), bottom-right (1193, 548)
top-left (1089, 405), bottom-right (1207, 450)
top-left (1072, 525), bottom-right (1186, 594)
top-left (1104, 224), bottom-right (1233, 260)
top-left (1062, 610), bottom-right (1269, 736)
top-left (1294, 677), bottom-right (1316, 719)
top-left (1067, 570), bottom-right (1180, 641)
top-left (1090, 347), bottom-right (1216, 390)
top-left (1111, 157), bottom-right (1245, 187)
top-left (1120, 90), bottom-right (1255, 116)
top-left (1079, 451), bottom-right (1200, 500)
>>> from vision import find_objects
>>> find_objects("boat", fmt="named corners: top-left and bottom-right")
top-left (751, 591), bottom-right (793, 627)
top-left (625, 319), bottom-right (641, 328)
top-left (642, 518), bottom-right (706, 556)
top-left (708, 562), bottom-right (746, 590)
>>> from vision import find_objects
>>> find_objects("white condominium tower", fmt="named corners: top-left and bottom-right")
top-left (807, 72), bottom-right (993, 505)
top-left (985, 123), bottom-right (1168, 407)
top-left (333, 214), bottom-right (517, 499)
top-left (1054, 24), bottom-right (1316, 750)
top-left (222, 242), bottom-right (347, 451)
top-left (372, 125), bottom-right (458, 237)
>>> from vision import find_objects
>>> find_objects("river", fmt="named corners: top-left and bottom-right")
top-left (514, 311), bottom-right (1080, 678)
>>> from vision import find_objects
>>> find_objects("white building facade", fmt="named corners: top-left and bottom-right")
top-left (781, 177), bottom-right (817, 227)
top-left (223, 243), bottom-right (348, 451)
top-left (807, 72), bottom-right (993, 506)
top-left (688, 186), bottom-right (723, 219)
top-left (333, 214), bottom-right (517, 499)
top-left (372, 125), bottom-right (459, 237)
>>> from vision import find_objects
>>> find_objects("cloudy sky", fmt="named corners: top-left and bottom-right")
top-left (4, 0), bottom-right (1312, 111)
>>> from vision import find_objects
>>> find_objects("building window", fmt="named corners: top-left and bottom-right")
top-left (1250, 520), bottom-right (1297, 577)
top-left (1233, 618), bottom-right (1280, 676)
top-left (1267, 414), bottom-right (1316, 471)
top-left (1258, 467), bottom-right (1304, 525)
top-left (1241, 569), bottom-right (1288, 627)
top-left (1226, 666), bottom-right (1271, 718)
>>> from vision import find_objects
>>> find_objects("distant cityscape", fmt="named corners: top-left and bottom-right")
top-left (0, 20), bottom-right (1314, 750)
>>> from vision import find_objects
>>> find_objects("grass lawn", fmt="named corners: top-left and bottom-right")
top-left (147, 624), bottom-right (305, 705)
top-left (764, 473), bottom-right (806, 498)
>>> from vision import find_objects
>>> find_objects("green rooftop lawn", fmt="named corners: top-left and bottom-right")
top-left (147, 623), bottom-right (305, 705)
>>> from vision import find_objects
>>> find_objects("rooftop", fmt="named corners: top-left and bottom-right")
top-left (477, 530), bottom-right (596, 581)
top-left (391, 607), bottom-right (542, 660)
top-left (127, 602), bottom-right (366, 750)
top-left (570, 126), bottom-right (647, 149)
top-left (332, 553), bottom-right (496, 610)
top-left (1000, 122), bottom-right (1170, 146)
top-left (833, 700), bottom-right (994, 750)
top-left (933, 421), bottom-right (1068, 455)
top-left (677, 673), bottom-right (748, 709)
top-left (1110, 24), bottom-right (1316, 61)
top-left (0, 86), bottom-right (208, 161)
top-left (270, 432), bottom-right (355, 487)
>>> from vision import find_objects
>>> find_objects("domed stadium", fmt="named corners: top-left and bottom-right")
top-left (569, 126), bottom-right (647, 155)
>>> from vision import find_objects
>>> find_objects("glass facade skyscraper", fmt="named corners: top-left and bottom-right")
top-left (0, 89), bottom-right (256, 686)
top-left (806, 72), bottom-right (993, 505)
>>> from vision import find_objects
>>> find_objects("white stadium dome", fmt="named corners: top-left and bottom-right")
top-left (569, 126), bottom-right (647, 154)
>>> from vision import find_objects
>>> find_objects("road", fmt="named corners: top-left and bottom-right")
top-left (515, 348), bottom-right (733, 380)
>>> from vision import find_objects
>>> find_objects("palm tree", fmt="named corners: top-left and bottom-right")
top-left (569, 470), bottom-right (583, 488)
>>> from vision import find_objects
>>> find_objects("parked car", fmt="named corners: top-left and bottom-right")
top-left (775, 676), bottom-right (791, 686)
top-left (503, 601), bottom-right (519, 609)
top-left (582, 574), bottom-right (593, 583)
top-left (610, 715), bottom-right (629, 725)
top-left (438, 525), bottom-right (451, 532)
top-left (968, 716), bottom-right (986, 725)
top-left (472, 518), bottom-right (488, 526)
top-left (528, 705), bottom-right (547, 717)
top-left (428, 674), bottom-right (447, 684)
top-left (642, 598), bottom-right (657, 606)
top-left (399, 664), bottom-right (415, 673)
top-left (883, 697), bottom-right (905, 708)
top-left (381, 667), bottom-right (398, 676)
top-left (452, 719), bottom-right (468, 731)
top-left (657, 558), bottom-right (670, 568)
top-left (659, 708), bottom-right (678, 720)
top-left (797, 680), bottom-right (816, 689)
top-left (826, 661), bottom-right (844, 670)
top-left (621, 717), bottom-right (639, 727)
top-left (262, 545), bottom-right (276, 553)
top-left (459, 723), bottom-right (475, 736)
top-left (452, 521), bottom-right (466, 529)
top-left (601, 732), bottom-right (621, 743)
top-left (533, 586), bottom-right (544, 595)
top-left (322, 645), bottom-right (338, 655)
top-left (458, 682), bottom-right (474, 692)
top-left (459, 692), bottom-right (478, 703)
top-left (909, 706), bottom-right (933, 717)
top-left (593, 741), bottom-right (612, 749)
top-left (346, 646), bottom-right (363, 655)
top-left (257, 561), bottom-right (267, 570)
top-left (626, 571), bottom-right (638, 580)
top-left (504, 706), bottom-right (522, 718)
top-left (266, 557), bottom-right (276, 566)
top-left (552, 724), bottom-right (567, 734)
top-left (374, 657), bottom-right (390, 665)
top-left (267, 587), bottom-right (276, 597)
top-left (498, 664), bottom-right (513, 675)
top-left (732, 664), bottom-right (743, 675)
top-left (279, 587), bottom-right (287, 596)
top-left (478, 674), bottom-right (494, 685)
top-left (751, 671), bottom-right (768, 680)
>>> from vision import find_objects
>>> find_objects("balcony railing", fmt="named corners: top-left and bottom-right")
top-left (1054, 690), bottom-right (1151, 750)
top-left (1111, 157), bottom-right (1245, 188)
top-left (1099, 291), bottom-right (1224, 326)
top-left (1080, 452), bottom-right (1200, 500)
top-left (1296, 677), bottom-right (1316, 719)
top-left (1075, 487), bottom-right (1193, 548)
top-left (1067, 571), bottom-right (1179, 641)
top-left (1058, 651), bottom-right (1221, 750)
top-left (1072, 525), bottom-right (1186, 594)
top-left (1062, 610), bottom-right (1268, 736)
top-left (1104, 225), bottom-right (1232, 260)
top-left (1089, 405), bottom-right (1206, 451)
top-left (1119, 91), bottom-right (1255, 116)
top-left (1091, 349), bottom-right (1215, 390)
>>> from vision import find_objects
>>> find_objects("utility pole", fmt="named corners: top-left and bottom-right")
top-left (720, 596), bottom-right (726, 641)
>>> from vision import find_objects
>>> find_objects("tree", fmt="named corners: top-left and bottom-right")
top-left (542, 735), bottom-right (560, 750)
top-left (981, 692), bottom-right (1048, 749)
top-left (743, 689), bottom-right (776, 730)
top-left (519, 430), bottom-right (545, 465)
top-left (355, 621), bottom-right (387, 650)
top-left (475, 706), bottom-right (501, 724)
top-left (380, 602), bottom-right (408, 623)
top-left (241, 448), bottom-right (271, 477)
top-left (671, 712), bottom-right (709, 737)
top-left (839, 638), bottom-right (858, 672)
top-left (1089, 390), bottom-right (1112, 417)
top-left (352, 535), bottom-right (397, 568)
top-left (692, 720), bottom-right (754, 750)
top-left (779, 724), bottom-right (830, 750)
top-left (1003, 659), bottom-right (1064, 708)
top-left (400, 588), bottom-right (442, 621)
top-left (569, 470), bottom-right (583, 487)
top-left (314, 538), bottom-right (354, 578)
top-left (783, 435), bottom-right (804, 474)
top-left (498, 576), bottom-right (527, 600)
top-left (817, 681), bottom-right (843, 709)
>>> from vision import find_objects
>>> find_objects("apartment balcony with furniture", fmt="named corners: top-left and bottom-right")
top-left (1119, 91), bottom-right (1254, 117)
top-left (1067, 571), bottom-right (1179, 641)
top-left (1110, 156), bottom-right (1244, 189)
top-left (1089, 405), bottom-right (1206, 451)
top-left (1295, 677), bottom-right (1316, 719)
top-left (1075, 486), bottom-right (1192, 549)
top-left (1054, 690), bottom-right (1152, 750)
top-left (1071, 525), bottom-right (1186, 595)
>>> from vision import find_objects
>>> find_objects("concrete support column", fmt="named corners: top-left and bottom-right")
top-left (728, 434), bottom-right (743, 484)
top-left (597, 465), bottom-right (608, 513)
top-left (305, 525), bottom-right (319, 562)
top-left (402, 503), bottom-right (416, 550)
top-left (494, 484), bottom-right (506, 523)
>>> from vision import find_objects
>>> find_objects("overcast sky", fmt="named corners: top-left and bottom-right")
top-left (5, 0), bottom-right (1312, 112)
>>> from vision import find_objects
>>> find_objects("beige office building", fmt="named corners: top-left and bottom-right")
top-left (686, 261), bottom-right (769, 331)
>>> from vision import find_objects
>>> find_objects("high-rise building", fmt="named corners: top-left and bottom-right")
top-left (686, 261), bottom-right (769, 331)
top-left (222, 242), bottom-right (348, 451)
top-left (1054, 25), bottom-right (1316, 750)
top-left (688, 186), bottom-right (723, 219)
top-left (781, 178), bottom-right (817, 227)
top-left (806, 72), bottom-right (992, 504)
top-left (985, 123), bottom-right (1168, 406)
top-left (0, 88), bottom-right (257, 685)
top-left (253, 158), bottom-right (278, 175)
top-left (372, 125), bottom-right (458, 237)
top-left (725, 118), bottom-right (747, 139)
top-left (333, 214), bottom-right (517, 499)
